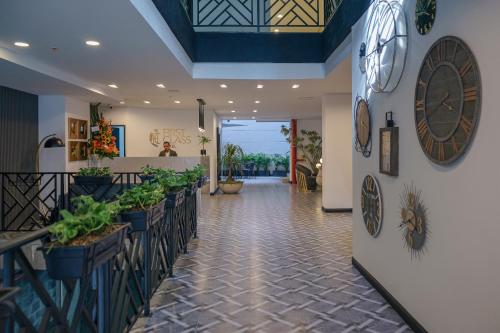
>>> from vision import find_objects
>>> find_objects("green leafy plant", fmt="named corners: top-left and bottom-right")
top-left (272, 154), bottom-right (290, 172)
top-left (198, 134), bottom-right (211, 150)
top-left (49, 196), bottom-right (121, 245)
top-left (118, 183), bottom-right (164, 211)
top-left (221, 143), bottom-right (244, 183)
top-left (281, 126), bottom-right (322, 174)
top-left (141, 165), bottom-right (158, 176)
top-left (77, 167), bottom-right (112, 177)
top-left (182, 164), bottom-right (206, 183)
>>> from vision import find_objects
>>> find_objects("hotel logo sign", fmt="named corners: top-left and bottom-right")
top-left (149, 128), bottom-right (192, 147)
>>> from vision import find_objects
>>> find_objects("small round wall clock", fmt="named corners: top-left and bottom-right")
top-left (415, 0), bottom-right (436, 35)
top-left (399, 184), bottom-right (427, 258)
top-left (415, 36), bottom-right (481, 165)
top-left (361, 175), bottom-right (383, 237)
top-left (364, 0), bottom-right (408, 93)
top-left (354, 97), bottom-right (372, 157)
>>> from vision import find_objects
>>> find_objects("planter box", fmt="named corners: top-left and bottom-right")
top-left (186, 183), bottom-right (198, 196)
top-left (73, 175), bottom-right (113, 186)
top-left (43, 224), bottom-right (129, 280)
top-left (165, 189), bottom-right (185, 208)
top-left (118, 199), bottom-right (165, 232)
top-left (139, 174), bottom-right (155, 183)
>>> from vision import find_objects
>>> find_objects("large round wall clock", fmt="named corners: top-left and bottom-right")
top-left (364, 0), bottom-right (408, 93)
top-left (415, 0), bottom-right (436, 35)
top-left (361, 175), bottom-right (383, 237)
top-left (415, 36), bottom-right (481, 165)
top-left (354, 97), bottom-right (372, 157)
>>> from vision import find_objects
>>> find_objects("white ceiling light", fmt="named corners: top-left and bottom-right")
top-left (251, 116), bottom-right (256, 119)
top-left (274, 29), bottom-right (280, 33)
top-left (292, 84), bottom-right (300, 89)
top-left (233, 116), bottom-right (237, 119)
top-left (119, 101), bottom-right (125, 105)
top-left (174, 100), bottom-right (181, 104)
top-left (85, 40), bottom-right (100, 46)
top-left (254, 100), bottom-right (260, 104)
top-left (257, 84), bottom-right (264, 89)
top-left (107, 84), bottom-right (118, 89)
top-left (277, 14), bottom-right (283, 18)
top-left (156, 83), bottom-right (166, 88)
top-left (228, 100), bottom-right (234, 104)
top-left (253, 110), bottom-right (258, 113)
top-left (144, 100), bottom-right (151, 104)
top-left (220, 84), bottom-right (228, 88)
top-left (14, 41), bottom-right (30, 47)
top-left (231, 110), bottom-right (236, 113)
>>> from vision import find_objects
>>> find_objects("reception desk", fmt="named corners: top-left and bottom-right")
top-left (101, 156), bottom-right (213, 193)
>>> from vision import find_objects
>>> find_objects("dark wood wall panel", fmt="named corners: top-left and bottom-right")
top-left (0, 86), bottom-right (38, 172)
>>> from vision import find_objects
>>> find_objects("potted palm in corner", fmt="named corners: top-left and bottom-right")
top-left (198, 134), bottom-right (211, 156)
top-left (219, 143), bottom-right (244, 194)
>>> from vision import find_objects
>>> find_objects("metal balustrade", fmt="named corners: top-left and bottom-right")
top-left (188, 0), bottom-right (343, 32)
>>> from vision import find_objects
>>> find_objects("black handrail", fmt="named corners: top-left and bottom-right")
top-left (0, 228), bottom-right (49, 254)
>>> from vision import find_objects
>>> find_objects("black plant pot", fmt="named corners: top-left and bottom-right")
top-left (43, 224), bottom-right (129, 280)
top-left (74, 175), bottom-right (113, 186)
top-left (119, 199), bottom-right (166, 232)
top-left (165, 189), bottom-right (185, 208)
top-left (200, 149), bottom-right (207, 156)
top-left (139, 174), bottom-right (155, 183)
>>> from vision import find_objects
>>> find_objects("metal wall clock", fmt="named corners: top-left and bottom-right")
top-left (399, 183), bottom-right (427, 258)
top-left (415, 0), bottom-right (436, 35)
top-left (354, 97), bottom-right (372, 157)
top-left (361, 175), bottom-right (383, 237)
top-left (364, 0), bottom-right (408, 93)
top-left (415, 36), bottom-right (481, 165)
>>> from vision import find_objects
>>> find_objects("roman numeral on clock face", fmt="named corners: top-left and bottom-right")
top-left (460, 116), bottom-right (473, 135)
top-left (459, 59), bottom-right (473, 77)
top-left (464, 86), bottom-right (477, 102)
top-left (417, 119), bottom-right (428, 138)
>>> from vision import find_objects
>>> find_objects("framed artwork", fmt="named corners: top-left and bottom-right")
top-left (78, 119), bottom-right (88, 139)
top-left (68, 118), bottom-right (79, 139)
top-left (68, 141), bottom-right (88, 161)
top-left (112, 125), bottom-right (126, 157)
top-left (379, 127), bottom-right (399, 176)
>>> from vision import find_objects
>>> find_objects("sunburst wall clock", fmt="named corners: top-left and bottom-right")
top-left (415, 0), bottom-right (436, 35)
top-left (399, 184), bottom-right (427, 258)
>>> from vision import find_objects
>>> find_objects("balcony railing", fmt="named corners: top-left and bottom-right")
top-left (187, 0), bottom-right (343, 33)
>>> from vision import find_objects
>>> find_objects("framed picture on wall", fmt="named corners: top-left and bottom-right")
top-left (379, 127), bottom-right (399, 176)
top-left (68, 118), bottom-right (79, 139)
top-left (112, 125), bottom-right (126, 157)
top-left (77, 119), bottom-right (88, 139)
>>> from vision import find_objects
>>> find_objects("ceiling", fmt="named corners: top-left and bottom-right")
top-left (0, 0), bottom-right (352, 120)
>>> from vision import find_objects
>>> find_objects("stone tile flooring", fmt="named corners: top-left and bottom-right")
top-left (131, 178), bottom-right (411, 333)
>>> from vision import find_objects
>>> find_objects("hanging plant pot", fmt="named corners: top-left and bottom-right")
top-left (74, 175), bottom-right (113, 186)
top-left (118, 199), bottom-right (165, 232)
top-left (43, 224), bottom-right (128, 280)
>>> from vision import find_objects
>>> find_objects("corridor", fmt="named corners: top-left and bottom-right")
top-left (132, 179), bottom-right (410, 333)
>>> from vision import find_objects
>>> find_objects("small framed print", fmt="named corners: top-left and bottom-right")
top-left (379, 127), bottom-right (399, 176)
top-left (77, 120), bottom-right (88, 139)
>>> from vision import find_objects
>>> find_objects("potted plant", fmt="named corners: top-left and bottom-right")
top-left (74, 166), bottom-right (113, 185)
top-left (219, 144), bottom-right (244, 194)
top-left (198, 134), bottom-right (211, 156)
top-left (42, 196), bottom-right (128, 280)
top-left (117, 183), bottom-right (165, 232)
top-left (156, 171), bottom-right (188, 207)
top-left (139, 165), bottom-right (158, 183)
top-left (281, 126), bottom-right (322, 175)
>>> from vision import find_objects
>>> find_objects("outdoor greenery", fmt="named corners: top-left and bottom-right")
top-left (272, 154), bottom-right (290, 172)
top-left (49, 196), bottom-right (121, 245)
top-left (118, 182), bottom-right (164, 211)
top-left (281, 126), bottom-right (322, 174)
top-left (77, 167), bottom-right (112, 177)
top-left (222, 143), bottom-right (244, 183)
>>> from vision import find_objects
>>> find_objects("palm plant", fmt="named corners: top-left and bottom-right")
top-left (222, 143), bottom-right (244, 183)
top-left (281, 126), bottom-right (322, 175)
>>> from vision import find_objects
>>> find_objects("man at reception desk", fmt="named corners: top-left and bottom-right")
top-left (159, 141), bottom-right (178, 157)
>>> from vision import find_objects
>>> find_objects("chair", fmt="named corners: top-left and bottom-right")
top-left (296, 164), bottom-right (317, 192)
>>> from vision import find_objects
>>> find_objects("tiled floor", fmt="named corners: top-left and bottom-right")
top-left (132, 178), bottom-right (411, 333)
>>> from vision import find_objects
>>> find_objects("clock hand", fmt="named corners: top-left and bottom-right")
top-left (427, 93), bottom-right (450, 117)
top-left (442, 101), bottom-right (455, 111)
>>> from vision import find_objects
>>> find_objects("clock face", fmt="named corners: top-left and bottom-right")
top-left (361, 175), bottom-right (383, 237)
top-left (400, 183), bottom-right (427, 258)
top-left (355, 98), bottom-right (371, 157)
top-left (415, 36), bottom-right (481, 165)
top-left (364, 0), bottom-right (408, 93)
top-left (415, 0), bottom-right (436, 35)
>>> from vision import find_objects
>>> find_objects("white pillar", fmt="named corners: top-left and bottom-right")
top-left (321, 94), bottom-right (352, 211)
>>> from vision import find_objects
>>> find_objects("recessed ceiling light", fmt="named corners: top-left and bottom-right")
top-left (253, 110), bottom-right (258, 113)
top-left (252, 116), bottom-right (256, 119)
top-left (277, 14), bottom-right (283, 19)
top-left (156, 83), bottom-right (166, 88)
top-left (257, 84), bottom-right (264, 89)
top-left (14, 41), bottom-right (30, 47)
top-left (220, 84), bottom-right (228, 88)
top-left (231, 110), bottom-right (236, 113)
top-left (144, 100), bottom-right (151, 104)
top-left (233, 116), bottom-right (237, 119)
top-left (119, 101), bottom-right (125, 105)
top-left (174, 100), bottom-right (181, 104)
top-left (85, 40), bottom-right (100, 46)
top-left (292, 84), bottom-right (300, 89)
top-left (274, 29), bottom-right (280, 33)
top-left (254, 100), bottom-right (260, 104)
top-left (228, 100), bottom-right (234, 104)
top-left (108, 84), bottom-right (118, 89)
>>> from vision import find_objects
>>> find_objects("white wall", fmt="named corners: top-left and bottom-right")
top-left (322, 94), bottom-right (352, 210)
top-left (352, 1), bottom-right (500, 332)
top-left (104, 107), bottom-right (219, 193)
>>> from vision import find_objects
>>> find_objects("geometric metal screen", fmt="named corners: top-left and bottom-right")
top-left (191, 0), bottom-right (342, 32)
